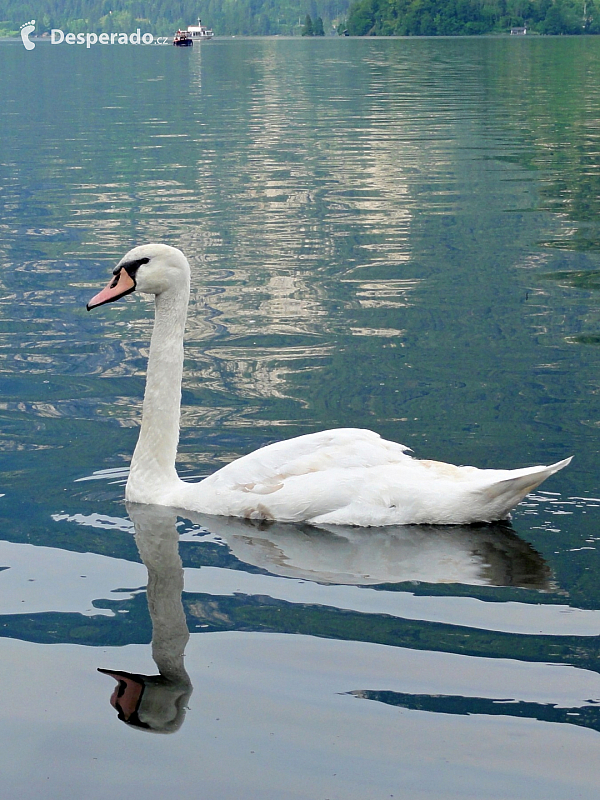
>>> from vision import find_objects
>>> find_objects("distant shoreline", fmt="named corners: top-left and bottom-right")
top-left (4, 32), bottom-right (598, 40)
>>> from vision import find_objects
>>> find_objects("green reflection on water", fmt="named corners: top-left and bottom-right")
top-left (1, 38), bottom-right (600, 637)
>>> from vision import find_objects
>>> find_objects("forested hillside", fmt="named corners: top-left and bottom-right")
top-left (346, 0), bottom-right (598, 35)
top-left (0, 0), bottom-right (349, 37)
top-left (0, 0), bottom-right (597, 38)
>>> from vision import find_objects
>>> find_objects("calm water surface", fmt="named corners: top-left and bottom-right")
top-left (1, 35), bottom-right (600, 798)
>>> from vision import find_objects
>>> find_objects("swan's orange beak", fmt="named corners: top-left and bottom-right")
top-left (87, 268), bottom-right (135, 310)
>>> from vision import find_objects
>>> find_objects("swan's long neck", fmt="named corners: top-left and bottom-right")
top-left (126, 283), bottom-right (189, 503)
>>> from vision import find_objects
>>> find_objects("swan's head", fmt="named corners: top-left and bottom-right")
top-left (86, 244), bottom-right (190, 310)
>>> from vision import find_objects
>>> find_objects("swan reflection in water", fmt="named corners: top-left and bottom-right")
top-left (98, 504), bottom-right (551, 729)
top-left (98, 503), bottom-right (192, 733)
top-left (180, 511), bottom-right (552, 589)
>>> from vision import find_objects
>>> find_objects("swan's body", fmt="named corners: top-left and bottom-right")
top-left (87, 244), bottom-right (571, 526)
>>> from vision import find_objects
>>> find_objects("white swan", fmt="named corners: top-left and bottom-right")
top-left (87, 243), bottom-right (572, 526)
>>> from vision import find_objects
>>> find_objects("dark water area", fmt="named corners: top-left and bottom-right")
top-left (1, 35), bottom-right (600, 798)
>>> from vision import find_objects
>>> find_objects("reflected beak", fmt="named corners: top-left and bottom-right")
top-left (98, 668), bottom-right (145, 719)
top-left (87, 269), bottom-right (135, 310)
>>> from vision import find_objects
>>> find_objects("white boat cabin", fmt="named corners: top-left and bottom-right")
top-left (187, 19), bottom-right (214, 39)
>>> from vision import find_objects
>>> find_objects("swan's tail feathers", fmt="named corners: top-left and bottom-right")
top-left (481, 457), bottom-right (573, 518)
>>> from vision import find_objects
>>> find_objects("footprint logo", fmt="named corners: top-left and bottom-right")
top-left (20, 20), bottom-right (36, 50)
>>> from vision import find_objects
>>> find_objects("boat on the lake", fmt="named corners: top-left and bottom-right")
top-left (173, 29), bottom-right (193, 46)
top-left (187, 18), bottom-right (214, 40)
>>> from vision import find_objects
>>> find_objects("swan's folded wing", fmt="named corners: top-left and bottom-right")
top-left (184, 428), bottom-right (412, 521)
top-left (202, 428), bottom-right (412, 491)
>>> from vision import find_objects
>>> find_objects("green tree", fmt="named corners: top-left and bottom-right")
top-left (314, 14), bottom-right (325, 32)
top-left (301, 13), bottom-right (314, 34)
top-left (347, 0), bottom-right (376, 34)
top-left (539, 0), bottom-right (579, 30)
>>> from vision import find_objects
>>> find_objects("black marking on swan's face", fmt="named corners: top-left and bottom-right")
top-left (113, 256), bottom-right (151, 284)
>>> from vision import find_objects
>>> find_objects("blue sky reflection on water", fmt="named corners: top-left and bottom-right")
top-left (1, 35), bottom-right (600, 798)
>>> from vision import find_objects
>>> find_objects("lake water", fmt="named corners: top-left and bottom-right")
top-left (1, 34), bottom-right (600, 798)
